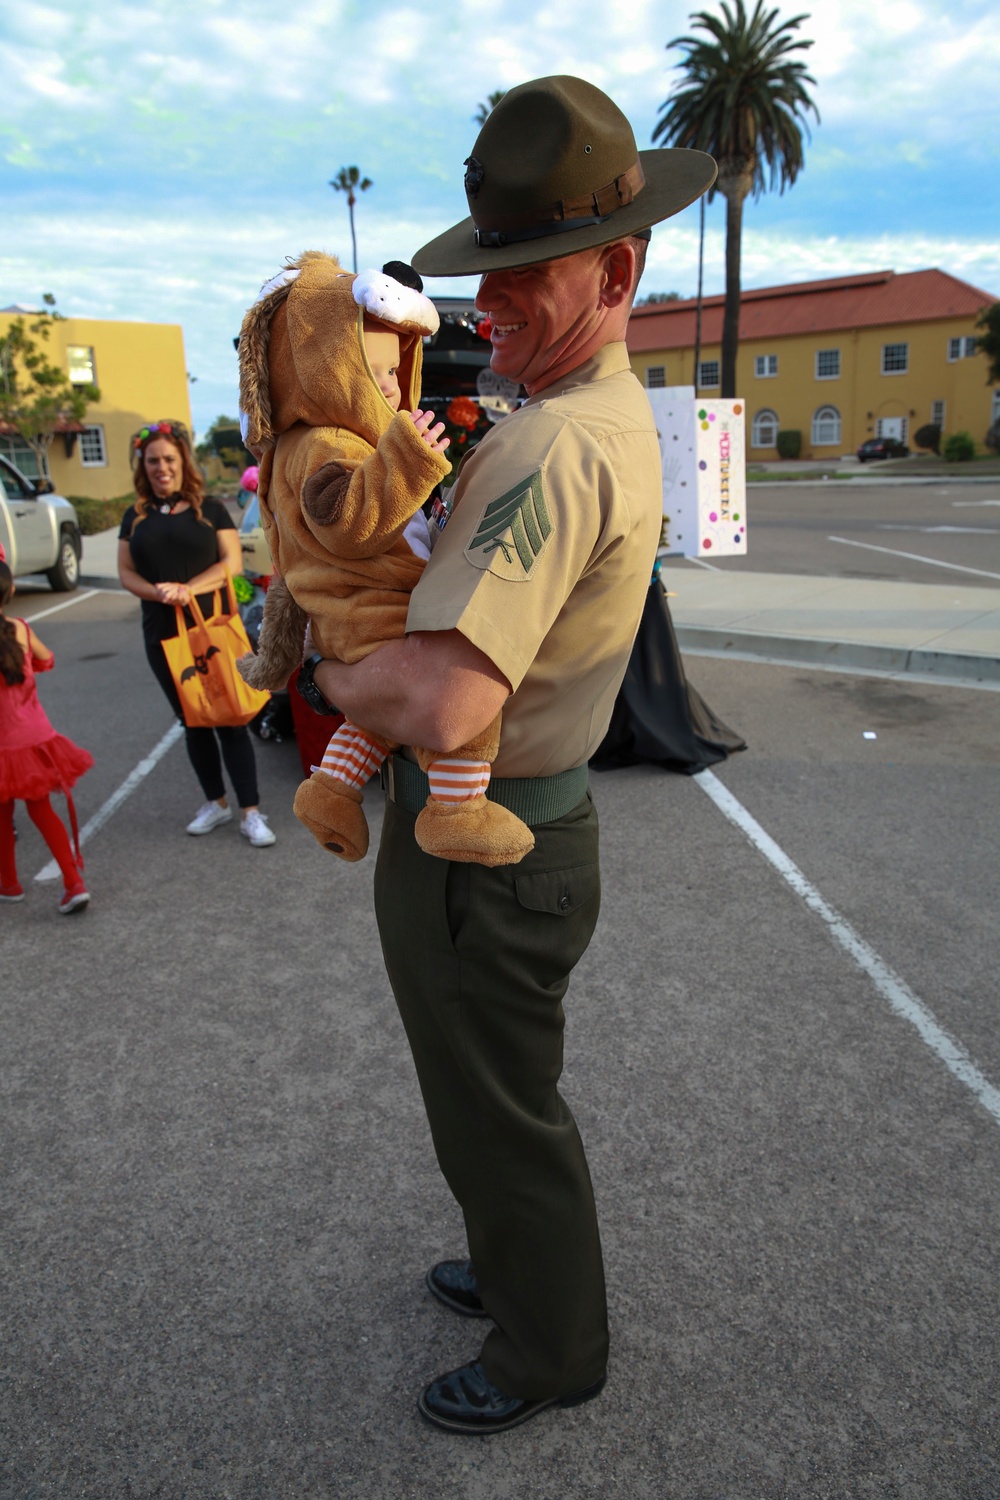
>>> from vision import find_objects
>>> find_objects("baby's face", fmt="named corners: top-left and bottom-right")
top-left (364, 327), bottom-right (402, 411)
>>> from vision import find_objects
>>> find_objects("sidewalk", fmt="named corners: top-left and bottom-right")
top-left (79, 527), bottom-right (1000, 687)
top-left (662, 564), bottom-right (1000, 686)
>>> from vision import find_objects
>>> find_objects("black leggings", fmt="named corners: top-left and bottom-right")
top-left (145, 637), bottom-right (259, 809)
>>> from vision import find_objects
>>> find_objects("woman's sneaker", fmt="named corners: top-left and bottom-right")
top-left (0, 884), bottom-right (25, 903)
top-left (59, 880), bottom-right (90, 915)
top-left (240, 809), bottom-right (276, 847)
top-left (186, 801), bottom-right (233, 836)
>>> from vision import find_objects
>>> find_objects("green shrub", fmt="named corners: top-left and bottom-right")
top-left (69, 493), bottom-right (135, 535)
top-left (942, 431), bottom-right (975, 462)
top-left (776, 429), bottom-right (802, 460)
top-left (913, 423), bottom-right (941, 455)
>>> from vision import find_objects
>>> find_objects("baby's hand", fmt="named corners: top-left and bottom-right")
top-left (409, 408), bottom-right (450, 455)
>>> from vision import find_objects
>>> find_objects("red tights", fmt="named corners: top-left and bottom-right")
top-left (0, 796), bottom-right (80, 890)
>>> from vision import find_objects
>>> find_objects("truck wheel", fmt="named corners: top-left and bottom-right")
top-left (46, 531), bottom-right (80, 592)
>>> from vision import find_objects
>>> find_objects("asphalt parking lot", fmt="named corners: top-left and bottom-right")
top-left (2, 567), bottom-right (999, 1498)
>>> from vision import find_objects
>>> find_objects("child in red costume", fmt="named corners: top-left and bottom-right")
top-left (0, 561), bottom-right (92, 913)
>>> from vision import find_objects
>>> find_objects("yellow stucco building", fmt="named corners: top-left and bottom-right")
top-left (0, 308), bottom-right (192, 499)
top-left (627, 269), bottom-right (999, 459)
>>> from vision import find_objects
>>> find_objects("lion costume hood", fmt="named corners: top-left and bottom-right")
top-left (238, 251), bottom-right (439, 451)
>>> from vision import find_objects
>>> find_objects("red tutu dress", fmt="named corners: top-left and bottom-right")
top-left (0, 629), bottom-right (94, 803)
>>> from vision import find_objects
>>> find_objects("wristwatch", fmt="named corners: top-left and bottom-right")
top-left (297, 653), bottom-right (337, 715)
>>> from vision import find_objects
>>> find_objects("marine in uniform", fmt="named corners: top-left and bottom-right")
top-left (310, 75), bottom-right (716, 1434)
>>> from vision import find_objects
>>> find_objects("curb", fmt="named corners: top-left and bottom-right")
top-left (748, 475), bottom-right (1000, 489)
top-left (674, 625), bottom-right (1000, 685)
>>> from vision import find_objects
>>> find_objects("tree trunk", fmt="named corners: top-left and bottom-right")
top-left (694, 193), bottom-right (705, 391)
top-left (717, 161), bottom-right (753, 400)
top-left (348, 200), bottom-right (358, 274)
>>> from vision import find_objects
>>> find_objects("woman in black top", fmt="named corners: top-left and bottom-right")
top-left (118, 421), bottom-right (276, 846)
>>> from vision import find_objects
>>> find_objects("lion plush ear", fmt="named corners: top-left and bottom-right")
top-left (238, 253), bottom-right (346, 447)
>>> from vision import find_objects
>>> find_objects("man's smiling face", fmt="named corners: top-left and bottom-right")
top-left (475, 247), bottom-right (609, 396)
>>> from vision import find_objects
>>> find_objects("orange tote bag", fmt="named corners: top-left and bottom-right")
top-left (161, 580), bottom-right (271, 729)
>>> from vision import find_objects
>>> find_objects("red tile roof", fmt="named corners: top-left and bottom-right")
top-left (627, 268), bottom-right (997, 353)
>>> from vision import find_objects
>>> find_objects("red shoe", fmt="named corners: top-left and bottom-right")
top-left (0, 884), bottom-right (25, 903)
top-left (58, 880), bottom-right (90, 915)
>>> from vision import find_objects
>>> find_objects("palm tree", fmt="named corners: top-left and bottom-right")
top-left (330, 165), bottom-right (373, 273)
top-left (653, 0), bottom-right (819, 397)
top-left (474, 91), bottom-right (505, 126)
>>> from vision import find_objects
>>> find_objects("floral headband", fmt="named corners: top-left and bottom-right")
top-left (132, 420), bottom-right (190, 453)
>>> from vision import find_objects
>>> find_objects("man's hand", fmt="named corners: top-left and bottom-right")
top-left (409, 408), bottom-right (450, 455)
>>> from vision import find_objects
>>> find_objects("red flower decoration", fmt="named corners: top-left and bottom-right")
top-left (447, 396), bottom-right (482, 430)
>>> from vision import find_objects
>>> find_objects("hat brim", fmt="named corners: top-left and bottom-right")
top-left (412, 148), bottom-right (717, 277)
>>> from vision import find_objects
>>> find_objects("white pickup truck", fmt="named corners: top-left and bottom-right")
top-left (0, 454), bottom-right (83, 591)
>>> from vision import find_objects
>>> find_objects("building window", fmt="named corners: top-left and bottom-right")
top-left (0, 437), bottom-right (47, 481)
top-left (812, 405), bottom-right (841, 446)
top-left (754, 354), bottom-right (778, 378)
top-left (947, 335), bottom-right (979, 361)
top-left (751, 409), bottom-right (779, 448)
top-left (991, 389), bottom-right (1000, 423)
top-left (815, 348), bottom-right (840, 380)
top-left (931, 400), bottom-right (946, 430)
top-left (881, 343), bottom-right (908, 375)
top-left (698, 360), bottom-right (720, 388)
top-left (79, 425), bottom-right (107, 467)
top-left (66, 345), bottom-right (97, 385)
top-left (646, 365), bottom-right (666, 388)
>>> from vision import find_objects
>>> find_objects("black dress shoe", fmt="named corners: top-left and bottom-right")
top-left (418, 1359), bottom-right (606, 1435)
top-left (426, 1258), bottom-right (489, 1318)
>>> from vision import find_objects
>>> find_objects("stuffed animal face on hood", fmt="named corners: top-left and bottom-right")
top-left (238, 252), bottom-right (440, 451)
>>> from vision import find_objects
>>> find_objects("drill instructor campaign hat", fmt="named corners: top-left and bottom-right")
top-left (412, 75), bottom-right (717, 277)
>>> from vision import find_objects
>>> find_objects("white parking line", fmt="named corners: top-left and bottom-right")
top-left (828, 535), bottom-right (1000, 581)
top-left (35, 722), bottom-right (184, 882)
top-left (21, 588), bottom-right (101, 623)
top-left (695, 768), bottom-right (1000, 1127)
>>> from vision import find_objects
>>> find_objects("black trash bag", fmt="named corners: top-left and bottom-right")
top-left (591, 577), bottom-right (746, 775)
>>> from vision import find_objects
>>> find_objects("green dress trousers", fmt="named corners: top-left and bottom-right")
top-left (374, 790), bottom-right (609, 1400)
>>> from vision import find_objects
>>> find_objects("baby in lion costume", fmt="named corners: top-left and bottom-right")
top-left (236, 252), bottom-right (533, 866)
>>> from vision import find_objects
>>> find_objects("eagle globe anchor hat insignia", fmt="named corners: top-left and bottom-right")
top-left (413, 75), bottom-right (717, 276)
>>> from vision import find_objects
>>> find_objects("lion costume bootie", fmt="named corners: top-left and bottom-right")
top-left (293, 776), bottom-right (371, 861)
top-left (292, 711), bottom-right (533, 866)
top-left (412, 718), bottom-right (534, 867)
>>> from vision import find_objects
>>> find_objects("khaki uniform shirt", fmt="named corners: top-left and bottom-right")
top-left (406, 342), bottom-right (662, 777)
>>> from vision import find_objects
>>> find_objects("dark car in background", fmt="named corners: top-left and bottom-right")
top-left (857, 436), bottom-right (909, 463)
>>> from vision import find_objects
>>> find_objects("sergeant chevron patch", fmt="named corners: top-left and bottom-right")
top-left (464, 471), bottom-right (553, 580)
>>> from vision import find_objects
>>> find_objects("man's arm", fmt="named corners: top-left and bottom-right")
top-left (312, 630), bottom-right (510, 752)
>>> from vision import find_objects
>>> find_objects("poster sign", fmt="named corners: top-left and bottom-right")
top-left (646, 388), bottom-right (747, 558)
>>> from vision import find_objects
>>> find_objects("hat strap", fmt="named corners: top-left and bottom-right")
top-left (473, 161), bottom-right (646, 250)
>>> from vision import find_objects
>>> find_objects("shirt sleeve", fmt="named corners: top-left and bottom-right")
top-left (405, 411), bottom-right (616, 692)
top-left (204, 498), bottom-right (236, 531)
top-left (118, 505), bottom-right (137, 541)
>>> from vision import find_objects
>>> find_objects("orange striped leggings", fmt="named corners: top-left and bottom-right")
top-left (319, 721), bottom-right (490, 803)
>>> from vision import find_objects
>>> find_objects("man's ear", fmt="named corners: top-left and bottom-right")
top-left (599, 240), bottom-right (637, 310)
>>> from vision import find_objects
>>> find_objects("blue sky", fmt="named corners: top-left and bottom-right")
top-left (2, 0), bottom-right (998, 439)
